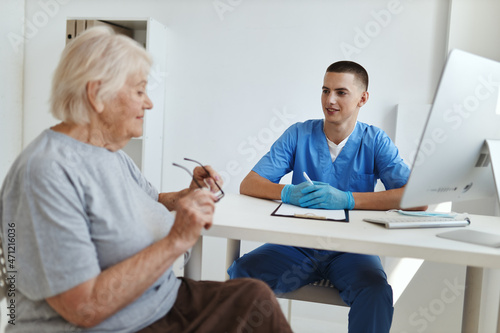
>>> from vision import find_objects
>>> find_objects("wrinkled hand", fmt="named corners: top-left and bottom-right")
top-left (190, 165), bottom-right (224, 197)
top-left (169, 189), bottom-right (217, 252)
top-left (281, 182), bottom-right (314, 206)
top-left (299, 182), bottom-right (355, 210)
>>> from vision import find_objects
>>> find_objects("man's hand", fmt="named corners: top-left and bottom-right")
top-left (168, 189), bottom-right (217, 252)
top-left (299, 182), bottom-right (355, 210)
top-left (281, 182), bottom-right (314, 206)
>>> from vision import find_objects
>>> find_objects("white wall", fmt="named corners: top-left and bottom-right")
top-left (20, 0), bottom-right (450, 194)
top-left (0, 0), bottom-right (24, 183)
top-left (448, 0), bottom-right (500, 62)
top-left (6, 0), bottom-right (500, 332)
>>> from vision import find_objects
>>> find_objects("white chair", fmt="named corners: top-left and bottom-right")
top-left (225, 240), bottom-right (348, 321)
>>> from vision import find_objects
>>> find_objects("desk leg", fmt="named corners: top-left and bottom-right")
top-left (462, 266), bottom-right (483, 333)
top-left (184, 236), bottom-right (203, 280)
top-left (225, 239), bottom-right (241, 281)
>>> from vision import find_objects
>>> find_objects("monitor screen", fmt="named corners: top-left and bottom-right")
top-left (400, 49), bottom-right (500, 209)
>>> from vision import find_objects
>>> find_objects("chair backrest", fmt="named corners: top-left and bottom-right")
top-left (0, 236), bottom-right (8, 300)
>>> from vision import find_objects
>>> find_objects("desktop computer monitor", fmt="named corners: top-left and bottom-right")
top-left (400, 49), bottom-right (500, 209)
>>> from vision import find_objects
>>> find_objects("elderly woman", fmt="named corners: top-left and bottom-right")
top-left (0, 27), bottom-right (292, 333)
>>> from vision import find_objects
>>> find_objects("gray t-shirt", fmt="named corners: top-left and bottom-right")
top-left (0, 129), bottom-right (181, 332)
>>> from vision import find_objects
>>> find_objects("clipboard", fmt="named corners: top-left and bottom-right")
top-left (271, 203), bottom-right (349, 222)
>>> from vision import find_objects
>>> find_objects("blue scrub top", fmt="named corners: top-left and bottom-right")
top-left (253, 120), bottom-right (410, 192)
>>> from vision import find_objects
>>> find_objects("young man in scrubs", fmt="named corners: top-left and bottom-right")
top-left (228, 61), bottom-right (422, 333)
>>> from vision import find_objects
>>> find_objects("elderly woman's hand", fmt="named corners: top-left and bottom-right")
top-left (168, 189), bottom-right (217, 251)
top-left (158, 167), bottom-right (222, 211)
top-left (190, 165), bottom-right (224, 194)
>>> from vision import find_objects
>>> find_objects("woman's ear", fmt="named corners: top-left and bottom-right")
top-left (86, 81), bottom-right (104, 113)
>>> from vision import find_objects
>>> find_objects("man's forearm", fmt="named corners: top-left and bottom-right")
top-left (240, 171), bottom-right (284, 200)
top-left (352, 187), bottom-right (427, 211)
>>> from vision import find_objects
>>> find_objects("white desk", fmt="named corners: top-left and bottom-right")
top-left (184, 194), bottom-right (500, 333)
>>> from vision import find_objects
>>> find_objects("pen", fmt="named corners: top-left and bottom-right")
top-left (303, 171), bottom-right (314, 185)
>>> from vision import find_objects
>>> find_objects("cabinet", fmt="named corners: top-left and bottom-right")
top-left (66, 18), bottom-right (167, 191)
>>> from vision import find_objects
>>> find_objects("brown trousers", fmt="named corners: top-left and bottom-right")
top-left (136, 277), bottom-right (292, 333)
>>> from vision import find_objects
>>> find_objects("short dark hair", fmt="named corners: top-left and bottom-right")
top-left (326, 61), bottom-right (369, 91)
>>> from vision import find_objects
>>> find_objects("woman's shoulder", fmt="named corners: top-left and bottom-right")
top-left (12, 130), bottom-right (105, 182)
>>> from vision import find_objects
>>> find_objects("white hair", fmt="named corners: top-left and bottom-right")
top-left (50, 26), bottom-right (153, 124)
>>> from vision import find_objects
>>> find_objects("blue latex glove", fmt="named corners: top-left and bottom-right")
top-left (281, 182), bottom-right (313, 206)
top-left (299, 181), bottom-right (355, 210)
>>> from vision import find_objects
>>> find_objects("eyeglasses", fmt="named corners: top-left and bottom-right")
top-left (172, 158), bottom-right (224, 201)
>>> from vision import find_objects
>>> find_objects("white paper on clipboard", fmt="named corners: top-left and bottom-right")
top-left (272, 203), bottom-right (348, 222)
